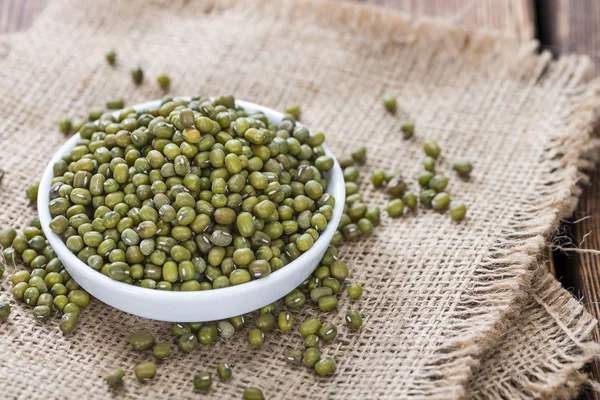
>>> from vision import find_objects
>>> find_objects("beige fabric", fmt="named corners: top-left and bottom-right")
top-left (468, 265), bottom-right (600, 399)
top-left (0, 0), bottom-right (599, 398)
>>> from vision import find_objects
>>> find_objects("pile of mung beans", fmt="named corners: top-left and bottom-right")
top-left (0, 71), bottom-right (473, 397)
top-left (48, 95), bottom-right (336, 290)
top-left (0, 218), bottom-right (91, 334)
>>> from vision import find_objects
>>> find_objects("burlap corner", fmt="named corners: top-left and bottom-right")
top-left (468, 265), bottom-right (600, 399)
top-left (0, 1), bottom-right (599, 398)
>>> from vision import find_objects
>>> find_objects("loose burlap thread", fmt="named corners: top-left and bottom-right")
top-left (1, 1), bottom-right (600, 398)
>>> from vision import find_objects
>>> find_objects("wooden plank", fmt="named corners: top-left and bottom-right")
top-left (537, 0), bottom-right (600, 73)
top-left (0, 0), bottom-right (47, 33)
top-left (357, 0), bottom-right (535, 41)
top-left (568, 169), bottom-right (600, 399)
top-left (536, 2), bottom-right (600, 397)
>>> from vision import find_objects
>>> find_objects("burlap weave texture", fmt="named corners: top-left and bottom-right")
top-left (0, 1), bottom-right (599, 398)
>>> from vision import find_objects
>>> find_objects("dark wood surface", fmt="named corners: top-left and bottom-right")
top-left (536, 2), bottom-right (600, 397)
top-left (2, 0), bottom-right (600, 396)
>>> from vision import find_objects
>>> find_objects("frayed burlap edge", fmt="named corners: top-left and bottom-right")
top-left (461, 65), bottom-right (600, 397)
top-left (468, 264), bottom-right (600, 399)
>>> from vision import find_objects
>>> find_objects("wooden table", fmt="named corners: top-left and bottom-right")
top-left (2, 0), bottom-right (599, 397)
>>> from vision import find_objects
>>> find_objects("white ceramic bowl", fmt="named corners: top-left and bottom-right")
top-left (38, 99), bottom-right (344, 322)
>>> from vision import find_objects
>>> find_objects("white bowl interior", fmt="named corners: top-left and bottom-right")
top-left (38, 98), bottom-right (345, 322)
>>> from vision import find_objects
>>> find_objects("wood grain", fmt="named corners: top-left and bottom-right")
top-left (357, 0), bottom-right (535, 40)
top-left (537, 2), bottom-right (600, 397)
top-left (567, 168), bottom-right (600, 398)
top-left (0, 0), bottom-right (47, 33)
top-left (540, 0), bottom-right (600, 73)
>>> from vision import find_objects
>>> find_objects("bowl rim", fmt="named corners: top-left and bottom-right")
top-left (37, 97), bottom-right (345, 321)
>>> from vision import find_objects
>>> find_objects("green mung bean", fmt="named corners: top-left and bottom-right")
top-left (198, 323), bottom-right (218, 345)
top-left (303, 348), bottom-right (321, 368)
top-left (382, 93), bottom-right (397, 113)
top-left (429, 175), bottom-right (448, 192)
top-left (423, 156), bottom-right (436, 172)
top-left (318, 323), bottom-right (337, 341)
top-left (130, 330), bottom-right (155, 351)
top-left (364, 207), bottom-right (381, 226)
top-left (278, 311), bottom-right (295, 331)
top-left (284, 349), bottom-right (303, 364)
top-left (285, 289), bottom-right (306, 309)
top-left (217, 320), bottom-right (236, 339)
top-left (371, 170), bottom-right (385, 187)
top-left (318, 295), bottom-right (338, 312)
top-left (450, 202), bottom-right (467, 221)
top-left (345, 308), bottom-right (363, 330)
top-left (157, 74), bottom-right (171, 90)
top-left (26, 183), bottom-right (39, 202)
top-left (248, 328), bottom-right (264, 347)
top-left (387, 199), bottom-right (404, 218)
top-left (423, 139), bottom-right (441, 159)
top-left (58, 116), bottom-right (72, 135)
top-left (153, 342), bottom-right (172, 360)
top-left (193, 372), bottom-right (212, 390)
top-left (135, 362), bottom-right (157, 380)
top-left (105, 50), bottom-right (116, 65)
top-left (299, 317), bottom-right (321, 337)
top-left (310, 286), bottom-right (332, 303)
top-left (0, 302), bottom-right (11, 319)
top-left (304, 334), bottom-right (321, 349)
top-left (0, 226), bottom-right (16, 248)
top-left (401, 122), bottom-right (414, 138)
top-left (285, 105), bottom-right (301, 119)
top-left (402, 192), bottom-right (418, 209)
top-left (217, 363), bottom-right (232, 380)
top-left (431, 192), bottom-right (450, 211)
top-left (315, 356), bottom-right (336, 376)
top-left (255, 313), bottom-right (276, 333)
top-left (453, 159), bottom-right (473, 176)
top-left (106, 368), bottom-right (125, 388)
top-left (131, 66), bottom-right (144, 85)
top-left (243, 387), bottom-right (265, 400)
top-left (351, 147), bottom-right (366, 164)
top-left (347, 283), bottom-right (363, 299)
top-left (106, 97), bottom-right (125, 110)
top-left (178, 333), bottom-right (199, 353)
top-left (419, 189), bottom-right (436, 207)
top-left (59, 312), bottom-right (78, 334)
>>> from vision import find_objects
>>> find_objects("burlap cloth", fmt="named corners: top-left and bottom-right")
top-left (1, 1), bottom-right (600, 398)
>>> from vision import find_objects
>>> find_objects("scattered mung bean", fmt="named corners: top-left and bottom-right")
top-left (243, 387), bottom-right (265, 400)
top-left (450, 202), bottom-right (467, 221)
top-left (314, 356), bottom-right (336, 376)
top-left (193, 372), bottom-right (212, 390)
top-left (401, 122), bottom-right (414, 138)
top-left (217, 363), bottom-right (232, 381)
top-left (106, 368), bottom-right (125, 388)
top-left (131, 66), bottom-right (144, 84)
top-left (157, 74), bottom-right (171, 90)
top-left (382, 93), bottom-right (397, 113)
top-left (135, 361), bottom-right (157, 380)
top-left (105, 50), bottom-right (116, 66)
